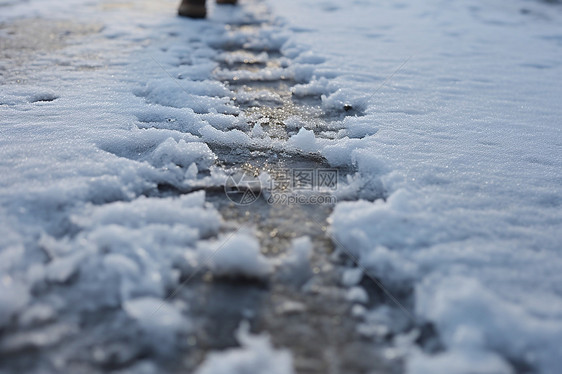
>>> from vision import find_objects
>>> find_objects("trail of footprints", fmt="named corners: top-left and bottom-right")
top-left (50, 3), bottom-right (410, 373)
top-left (0, 4), bottom-right (420, 374)
top-left (178, 12), bottom-right (402, 374)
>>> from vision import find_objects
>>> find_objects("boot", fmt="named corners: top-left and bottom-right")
top-left (178, 0), bottom-right (206, 18)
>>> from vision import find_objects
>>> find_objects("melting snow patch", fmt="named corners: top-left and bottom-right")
top-left (287, 128), bottom-right (319, 153)
top-left (195, 322), bottom-right (295, 374)
top-left (123, 297), bottom-right (189, 354)
top-left (199, 231), bottom-right (273, 280)
top-left (0, 280), bottom-right (30, 328)
top-left (199, 125), bottom-right (252, 147)
top-left (149, 137), bottom-right (216, 169)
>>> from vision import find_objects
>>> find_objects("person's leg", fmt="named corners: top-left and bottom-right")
top-left (178, 0), bottom-right (238, 18)
top-left (178, 0), bottom-right (206, 18)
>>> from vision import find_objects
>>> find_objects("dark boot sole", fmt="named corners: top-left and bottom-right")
top-left (178, 4), bottom-right (206, 18)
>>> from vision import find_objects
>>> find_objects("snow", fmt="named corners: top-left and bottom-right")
top-left (346, 286), bottom-right (369, 304)
top-left (407, 347), bottom-right (513, 374)
top-left (287, 128), bottom-right (319, 153)
top-left (341, 268), bottom-right (363, 288)
top-left (0, 280), bottom-right (30, 328)
top-left (414, 276), bottom-right (562, 373)
top-left (123, 297), bottom-right (189, 354)
top-left (276, 236), bottom-right (313, 286)
top-left (149, 137), bottom-right (216, 169)
top-left (195, 322), bottom-right (295, 374)
top-left (199, 125), bottom-right (252, 147)
top-left (270, 0), bottom-right (562, 372)
top-left (1, 0), bottom-right (561, 372)
top-left (199, 231), bottom-right (273, 279)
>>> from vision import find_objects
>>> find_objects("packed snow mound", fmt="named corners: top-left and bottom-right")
top-left (287, 128), bottom-right (319, 153)
top-left (407, 347), bottom-right (513, 374)
top-left (23, 192), bottom-right (222, 312)
top-left (199, 231), bottom-right (273, 279)
top-left (0, 191), bottom-right (221, 363)
top-left (199, 125), bottom-right (252, 147)
top-left (414, 276), bottom-right (562, 374)
top-left (123, 297), bottom-right (190, 354)
top-left (195, 322), bottom-right (295, 374)
top-left (149, 137), bottom-right (216, 169)
top-left (275, 236), bottom-right (313, 286)
top-left (330, 183), bottom-right (562, 372)
top-left (0, 280), bottom-right (30, 328)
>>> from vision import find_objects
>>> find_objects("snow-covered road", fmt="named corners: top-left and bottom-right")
top-left (1, 0), bottom-right (562, 373)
